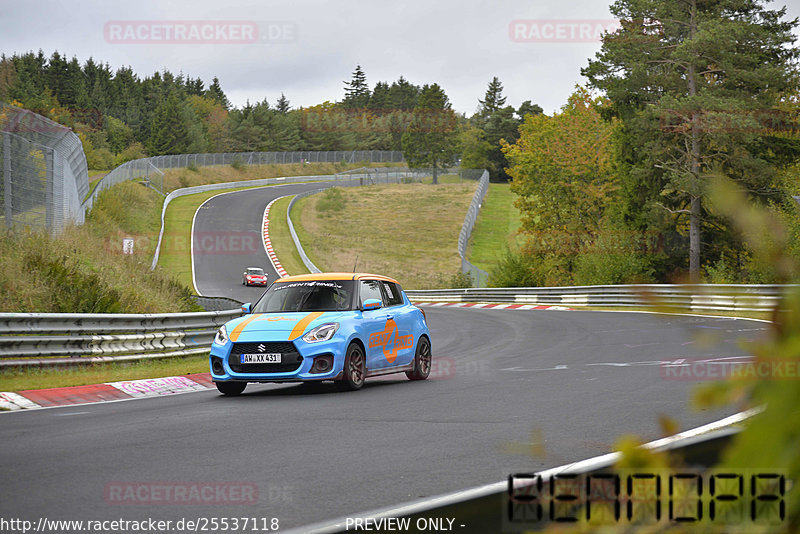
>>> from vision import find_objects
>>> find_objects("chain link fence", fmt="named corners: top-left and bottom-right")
top-left (458, 171), bottom-right (490, 287)
top-left (0, 102), bottom-right (89, 234)
top-left (82, 150), bottom-right (405, 211)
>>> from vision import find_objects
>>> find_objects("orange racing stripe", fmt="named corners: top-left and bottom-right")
top-left (229, 314), bottom-right (260, 342)
top-left (289, 312), bottom-right (324, 341)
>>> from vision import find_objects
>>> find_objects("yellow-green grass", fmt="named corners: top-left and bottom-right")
top-left (158, 183), bottom-right (325, 290)
top-left (159, 187), bottom-right (262, 291)
top-left (0, 181), bottom-right (196, 314)
top-left (269, 195), bottom-right (310, 276)
top-left (84, 170), bottom-right (111, 201)
top-left (156, 162), bottom-right (402, 288)
top-left (467, 183), bottom-right (525, 273)
top-left (291, 182), bottom-right (477, 289)
top-left (0, 354), bottom-right (209, 392)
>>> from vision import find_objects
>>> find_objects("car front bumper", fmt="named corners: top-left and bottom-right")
top-left (210, 336), bottom-right (347, 383)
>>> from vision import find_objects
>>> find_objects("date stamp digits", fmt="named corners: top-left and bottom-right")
top-left (506, 469), bottom-right (787, 530)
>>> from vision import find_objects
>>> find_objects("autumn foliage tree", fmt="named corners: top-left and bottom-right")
top-left (505, 89), bottom-right (617, 248)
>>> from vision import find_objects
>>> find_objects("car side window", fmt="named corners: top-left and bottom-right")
top-left (359, 280), bottom-right (384, 308)
top-left (381, 281), bottom-right (404, 307)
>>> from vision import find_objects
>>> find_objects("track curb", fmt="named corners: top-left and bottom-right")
top-left (0, 373), bottom-right (215, 411)
top-left (262, 196), bottom-right (290, 278)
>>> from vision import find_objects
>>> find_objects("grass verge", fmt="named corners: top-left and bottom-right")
top-left (467, 182), bottom-right (524, 274)
top-left (156, 162), bottom-right (402, 286)
top-left (0, 181), bottom-right (198, 313)
top-left (270, 195), bottom-right (310, 276)
top-left (0, 355), bottom-right (209, 392)
top-left (291, 182), bottom-right (477, 289)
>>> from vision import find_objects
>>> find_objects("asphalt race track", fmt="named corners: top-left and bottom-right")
top-left (0, 183), bottom-right (771, 530)
top-left (191, 181), bottom-right (333, 302)
top-left (0, 312), bottom-right (767, 529)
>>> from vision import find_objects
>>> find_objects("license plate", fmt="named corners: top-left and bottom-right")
top-left (240, 353), bottom-right (282, 364)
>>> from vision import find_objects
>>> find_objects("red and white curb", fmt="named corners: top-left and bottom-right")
top-left (0, 373), bottom-right (216, 411)
top-left (262, 197), bottom-right (290, 278)
top-left (413, 302), bottom-right (572, 311)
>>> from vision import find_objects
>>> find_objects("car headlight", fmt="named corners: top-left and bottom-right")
top-left (302, 322), bottom-right (339, 343)
top-left (214, 325), bottom-right (229, 345)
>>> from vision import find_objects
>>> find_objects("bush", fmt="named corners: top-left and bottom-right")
top-left (704, 257), bottom-right (739, 284)
top-left (489, 249), bottom-right (544, 287)
top-left (113, 142), bottom-right (147, 167)
top-left (448, 271), bottom-right (473, 288)
top-left (316, 187), bottom-right (347, 212)
top-left (230, 157), bottom-right (246, 171)
top-left (571, 226), bottom-right (660, 285)
top-left (186, 161), bottom-right (200, 173)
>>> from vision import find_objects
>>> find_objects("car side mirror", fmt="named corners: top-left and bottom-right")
top-left (363, 299), bottom-right (382, 310)
top-left (241, 302), bottom-right (252, 314)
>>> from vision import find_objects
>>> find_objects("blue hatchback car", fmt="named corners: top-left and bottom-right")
top-left (210, 273), bottom-right (432, 395)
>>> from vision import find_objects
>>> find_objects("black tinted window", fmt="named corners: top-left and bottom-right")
top-left (382, 281), bottom-right (403, 306)
top-left (253, 280), bottom-right (354, 312)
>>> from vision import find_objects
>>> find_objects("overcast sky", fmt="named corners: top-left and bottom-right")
top-left (2, 0), bottom-right (799, 116)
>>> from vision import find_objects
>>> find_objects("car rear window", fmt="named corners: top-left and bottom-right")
top-left (381, 281), bottom-right (404, 306)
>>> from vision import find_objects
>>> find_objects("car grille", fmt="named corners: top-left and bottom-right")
top-left (228, 341), bottom-right (303, 374)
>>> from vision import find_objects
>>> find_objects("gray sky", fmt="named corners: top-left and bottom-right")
top-left (2, 0), bottom-right (799, 115)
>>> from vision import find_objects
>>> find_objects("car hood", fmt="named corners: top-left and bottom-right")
top-left (225, 311), bottom-right (349, 342)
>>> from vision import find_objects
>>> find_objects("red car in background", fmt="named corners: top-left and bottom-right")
top-left (242, 267), bottom-right (269, 286)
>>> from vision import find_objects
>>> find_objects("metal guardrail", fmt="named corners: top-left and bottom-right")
top-left (406, 284), bottom-right (791, 313)
top-left (284, 168), bottom-right (487, 277)
top-left (150, 168), bottom-right (440, 272)
top-left (83, 150), bottom-right (405, 212)
top-left (287, 189), bottom-right (324, 273)
top-left (458, 171), bottom-right (490, 287)
top-left (0, 309), bottom-right (242, 368)
top-left (290, 409), bottom-right (760, 534)
top-left (150, 174), bottom-right (346, 271)
top-left (192, 295), bottom-right (244, 312)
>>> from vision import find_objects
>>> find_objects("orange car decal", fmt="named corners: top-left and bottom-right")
top-left (368, 318), bottom-right (414, 363)
top-left (289, 312), bottom-right (324, 341)
top-left (229, 315), bottom-right (260, 342)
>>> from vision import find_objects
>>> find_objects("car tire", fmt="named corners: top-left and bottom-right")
top-left (406, 336), bottom-right (431, 380)
top-left (216, 381), bottom-right (247, 396)
top-left (337, 343), bottom-right (366, 391)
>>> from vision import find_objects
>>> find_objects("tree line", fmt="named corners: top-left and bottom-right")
top-left (0, 53), bottom-right (536, 179)
top-left (497, 0), bottom-right (800, 286)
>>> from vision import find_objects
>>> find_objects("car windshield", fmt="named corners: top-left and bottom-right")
top-left (252, 280), bottom-right (355, 312)
top-left (246, 268), bottom-right (264, 275)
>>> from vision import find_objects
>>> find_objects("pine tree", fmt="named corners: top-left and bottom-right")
top-left (276, 93), bottom-right (290, 114)
top-left (477, 77), bottom-right (506, 119)
top-left (342, 65), bottom-right (370, 109)
top-left (368, 81), bottom-right (390, 111)
top-left (206, 76), bottom-right (230, 110)
top-left (401, 83), bottom-right (458, 184)
top-left (148, 91), bottom-right (188, 155)
top-left (517, 100), bottom-right (543, 120)
top-left (387, 76), bottom-right (419, 110)
top-left (583, 0), bottom-right (800, 280)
